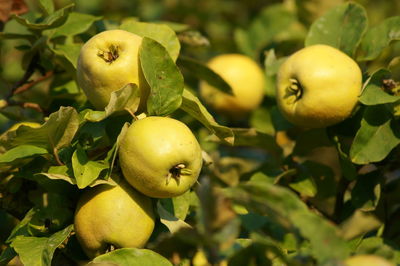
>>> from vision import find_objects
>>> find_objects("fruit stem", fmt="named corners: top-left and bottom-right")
top-left (97, 45), bottom-right (119, 63)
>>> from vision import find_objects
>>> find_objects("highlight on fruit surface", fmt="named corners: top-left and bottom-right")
top-left (74, 180), bottom-right (155, 259)
top-left (76, 29), bottom-right (150, 110)
top-left (118, 116), bottom-right (203, 198)
top-left (199, 53), bottom-right (265, 117)
top-left (276, 44), bottom-right (362, 128)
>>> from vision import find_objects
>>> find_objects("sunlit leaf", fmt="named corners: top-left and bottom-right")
top-left (157, 202), bottom-right (191, 234)
top-left (120, 21), bottom-right (180, 61)
top-left (2, 107), bottom-right (79, 154)
top-left (72, 147), bottom-right (108, 189)
top-left (50, 12), bottom-right (102, 38)
top-left (0, 145), bottom-right (47, 164)
top-left (11, 225), bottom-right (73, 266)
top-left (359, 69), bottom-right (399, 105)
top-left (180, 89), bottom-right (234, 144)
top-left (38, 0), bottom-right (54, 15)
top-left (139, 37), bottom-right (183, 116)
top-left (350, 105), bottom-right (400, 164)
top-left (84, 83), bottom-right (141, 122)
top-left (89, 248), bottom-right (172, 266)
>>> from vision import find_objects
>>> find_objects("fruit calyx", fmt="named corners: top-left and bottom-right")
top-left (97, 45), bottom-right (119, 63)
top-left (286, 78), bottom-right (303, 103)
top-left (167, 164), bottom-right (192, 185)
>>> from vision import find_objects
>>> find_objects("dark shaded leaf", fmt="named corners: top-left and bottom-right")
top-left (12, 3), bottom-right (74, 31)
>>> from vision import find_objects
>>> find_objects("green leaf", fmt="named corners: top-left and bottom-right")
top-left (0, 33), bottom-right (36, 42)
top-left (177, 56), bottom-right (233, 95)
top-left (4, 106), bottom-right (79, 152)
top-left (233, 28), bottom-right (255, 58)
top-left (90, 248), bottom-right (172, 266)
top-left (38, 0), bottom-right (55, 15)
top-left (0, 247), bottom-right (17, 265)
top-left (358, 16), bottom-right (400, 61)
top-left (72, 147), bottom-right (108, 189)
top-left (12, 4), bottom-right (75, 31)
top-left (11, 225), bottom-right (73, 266)
top-left (229, 128), bottom-right (282, 157)
top-left (157, 202), bottom-right (191, 234)
top-left (39, 165), bottom-right (117, 187)
top-left (331, 135), bottom-right (357, 181)
top-left (84, 83), bottom-right (141, 122)
top-left (340, 210), bottom-right (381, 240)
top-left (180, 89), bottom-right (234, 144)
top-left (350, 105), bottom-right (400, 164)
top-left (288, 169), bottom-right (317, 198)
top-left (51, 43), bottom-right (82, 69)
top-left (359, 69), bottom-right (399, 105)
top-left (264, 49), bottom-right (286, 77)
top-left (160, 190), bottom-right (191, 220)
top-left (0, 145), bottom-right (47, 164)
top-left (250, 107), bottom-right (276, 136)
top-left (351, 171), bottom-right (381, 211)
top-left (235, 4), bottom-right (305, 58)
top-left (140, 37), bottom-right (183, 116)
top-left (120, 21), bottom-right (180, 61)
top-left (50, 12), bottom-right (102, 38)
top-left (171, 190), bottom-right (191, 220)
top-left (6, 209), bottom-right (36, 243)
top-left (305, 2), bottom-right (368, 56)
top-left (225, 179), bottom-right (350, 262)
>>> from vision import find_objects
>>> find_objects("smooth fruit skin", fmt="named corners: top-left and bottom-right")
top-left (118, 116), bottom-right (203, 198)
top-left (199, 54), bottom-right (265, 117)
top-left (345, 255), bottom-right (394, 266)
top-left (276, 44), bottom-right (362, 128)
top-left (74, 181), bottom-right (155, 259)
top-left (76, 29), bottom-right (149, 110)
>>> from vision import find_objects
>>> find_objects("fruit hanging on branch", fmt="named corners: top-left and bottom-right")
top-left (74, 181), bottom-right (155, 259)
top-left (276, 44), bottom-right (362, 128)
top-left (199, 54), bottom-right (265, 117)
top-left (118, 116), bottom-right (203, 198)
top-left (76, 29), bottom-right (150, 110)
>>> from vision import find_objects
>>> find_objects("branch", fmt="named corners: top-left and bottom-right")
top-left (13, 71), bottom-right (53, 96)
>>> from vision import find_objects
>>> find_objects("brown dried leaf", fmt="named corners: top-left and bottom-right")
top-left (0, 0), bottom-right (27, 22)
